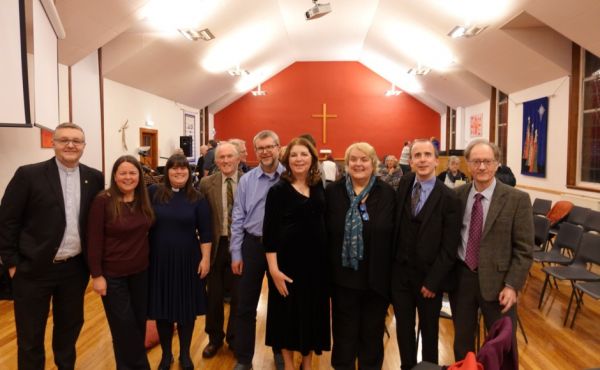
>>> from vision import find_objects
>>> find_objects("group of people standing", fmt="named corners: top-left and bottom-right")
top-left (0, 122), bottom-right (533, 370)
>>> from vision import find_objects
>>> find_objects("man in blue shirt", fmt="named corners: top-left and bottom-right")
top-left (391, 139), bottom-right (461, 370)
top-left (230, 130), bottom-right (285, 370)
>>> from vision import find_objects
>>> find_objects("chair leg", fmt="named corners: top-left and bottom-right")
top-left (563, 282), bottom-right (577, 326)
top-left (570, 289), bottom-right (583, 329)
top-left (538, 274), bottom-right (550, 309)
top-left (475, 311), bottom-right (481, 352)
top-left (517, 315), bottom-right (528, 344)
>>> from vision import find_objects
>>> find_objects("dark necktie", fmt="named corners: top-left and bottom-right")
top-left (226, 177), bottom-right (233, 236)
top-left (465, 193), bottom-right (484, 271)
top-left (411, 182), bottom-right (421, 216)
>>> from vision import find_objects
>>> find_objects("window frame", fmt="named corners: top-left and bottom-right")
top-left (567, 44), bottom-right (600, 192)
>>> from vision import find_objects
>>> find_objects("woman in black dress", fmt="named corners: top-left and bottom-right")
top-left (147, 154), bottom-right (212, 370)
top-left (325, 142), bottom-right (395, 370)
top-left (263, 137), bottom-right (330, 370)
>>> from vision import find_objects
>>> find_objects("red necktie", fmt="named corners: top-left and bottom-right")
top-left (465, 193), bottom-right (484, 271)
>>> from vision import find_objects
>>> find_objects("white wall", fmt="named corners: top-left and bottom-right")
top-left (59, 64), bottom-right (69, 123)
top-left (0, 62), bottom-right (71, 199)
top-left (0, 126), bottom-right (54, 199)
top-left (72, 51), bottom-right (102, 172)
top-left (506, 76), bottom-right (600, 201)
top-left (103, 79), bottom-right (199, 183)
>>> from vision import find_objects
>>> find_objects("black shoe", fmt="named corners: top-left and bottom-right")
top-left (158, 354), bottom-right (173, 370)
top-left (233, 362), bottom-right (252, 370)
top-left (202, 342), bottom-right (223, 358)
top-left (179, 355), bottom-right (194, 370)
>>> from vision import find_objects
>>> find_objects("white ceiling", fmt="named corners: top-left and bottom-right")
top-left (54, 0), bottom-right (600, 114)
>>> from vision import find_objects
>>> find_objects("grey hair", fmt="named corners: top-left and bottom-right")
top-left (252, 130), bottom-right (280, 147)
top-left (464, 138), bottom-right (500, 161)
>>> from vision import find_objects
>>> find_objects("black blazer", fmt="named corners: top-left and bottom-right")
top-left (325, 177), bottom-right (395, 299)
top-left (393, 172), bottom-right (462, 292)
top-left (0, 158), bottom-right (104, 276)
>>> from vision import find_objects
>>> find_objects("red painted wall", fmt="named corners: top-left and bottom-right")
top-left (214, 62), bottom-right (440, 162)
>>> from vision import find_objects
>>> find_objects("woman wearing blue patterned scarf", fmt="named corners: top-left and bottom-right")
top-left (325, 142), bottom-right (396, 370)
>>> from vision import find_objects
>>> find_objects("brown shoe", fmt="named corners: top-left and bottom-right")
top-left (202, 342), bottom-right (222, 358)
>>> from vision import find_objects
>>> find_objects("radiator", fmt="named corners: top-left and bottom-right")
top-left (560, 193), bottom-right (600, 211)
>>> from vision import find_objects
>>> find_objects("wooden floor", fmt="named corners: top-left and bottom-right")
top-left (0, 263), bottom-right (599, 369)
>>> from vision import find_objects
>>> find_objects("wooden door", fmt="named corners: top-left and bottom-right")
top-left (139, 128), bottom-right (158, 169)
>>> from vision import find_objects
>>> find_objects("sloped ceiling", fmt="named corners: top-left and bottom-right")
top-left (54, 0), bottom-right (600, 114)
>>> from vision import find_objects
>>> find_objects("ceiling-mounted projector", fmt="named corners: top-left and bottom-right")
top-left (305, 0), bottom-right (331, 20)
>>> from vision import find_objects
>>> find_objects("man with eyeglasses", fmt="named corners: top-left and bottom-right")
top-left (391, 139), bottom-right (461, 370)
top-left (230, 130), bottom-right (285, 370)
top-left (0, 122), bottom-right (104, 369)
top-left (450, 138), bottom-right (533, 361)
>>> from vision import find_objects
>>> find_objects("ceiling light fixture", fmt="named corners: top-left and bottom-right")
top-left (251, 83), bottom-right (267, 96)
top-left (305, 0), bottom-right (332, 20)
top-left (447, 24), bottom-right (487, 38)
top-left (228, 65), bottom-right (250, 76)
top-left (178, 28), bottom-right (215, 41)
top-left (385, 83), bottom-right (402, 96)
top-left (407, 63), bottom-right (431, 76)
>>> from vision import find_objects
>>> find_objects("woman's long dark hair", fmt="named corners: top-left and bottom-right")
top-left (153, 153), bottom-right (202, 203)
top-left (280, 137), bottom-right (322, 186)
top-left (105, 155), bottom-right (154, 222)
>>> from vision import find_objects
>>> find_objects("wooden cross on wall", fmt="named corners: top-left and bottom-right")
top-left (311, 103), bottom-right (337, 144)
top-left (118, 119), bottom-right (129, 151)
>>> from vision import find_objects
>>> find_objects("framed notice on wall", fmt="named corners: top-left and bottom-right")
top-left (470, 113), bottom-right (483, 137)
top-left (184, 113), bottom-right (196, 159)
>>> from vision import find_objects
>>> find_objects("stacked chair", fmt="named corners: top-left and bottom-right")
top-left (538, 232), bottom-right (600, 326)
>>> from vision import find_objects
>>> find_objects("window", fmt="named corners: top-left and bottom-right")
top-left (497, 91), bottom-right (509, 165)
top-left (580, 50), bottom-right (600, 184)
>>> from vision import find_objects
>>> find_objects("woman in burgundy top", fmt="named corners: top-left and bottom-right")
top-left (87, 155), bottom-right (154, 370)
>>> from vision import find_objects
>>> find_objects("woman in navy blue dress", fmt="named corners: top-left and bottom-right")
top-left (147, 154), bottom-right (212, 370)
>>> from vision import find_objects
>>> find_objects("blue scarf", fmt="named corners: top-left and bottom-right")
top-left (342, 174), bottom-right (376, 270)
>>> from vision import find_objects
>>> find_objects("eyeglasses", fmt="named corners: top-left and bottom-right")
top-left (54, 138), bottom-right (85, 147)
top-left (468, 159), bottom-right (497, 167)
top-left (255, 144), bottom-right (278, 153)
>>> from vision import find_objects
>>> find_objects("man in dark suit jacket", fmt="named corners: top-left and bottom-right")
top-left (199, 141), bottom-right (242, 359)
top-left (391, 139), bottom-right (462, 370)
top-left (450, 139), bottom-right (533, 361)
top-left (0, 122), bottom-right (104, 370)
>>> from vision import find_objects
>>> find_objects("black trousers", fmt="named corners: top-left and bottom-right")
top-left (331, 284), bottom-right (388, 370)
top-left (102, 270), bottom-right (150, 370)
top-left (449, 262), bottom-right (517, 361)
top-left (12, 255), bottom-right (88, 370)
top-left (205, 236), bottom-right (237, 346)
top-left (391, 264), bottom-right (443, 370)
